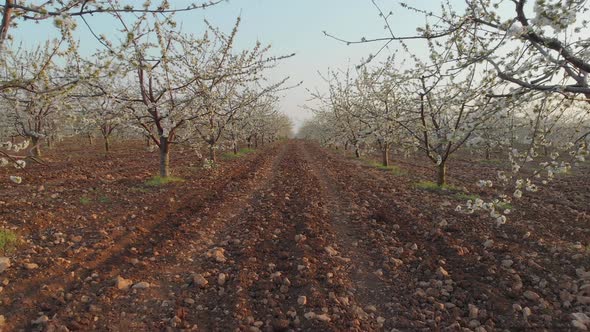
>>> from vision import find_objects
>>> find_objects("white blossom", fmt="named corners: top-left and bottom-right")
top-left (506, 21), bottom-right (525, 37)
top-left (495, 215), bottom-right (507, 226)
top-left (9, 176), bottom-right (22, 184)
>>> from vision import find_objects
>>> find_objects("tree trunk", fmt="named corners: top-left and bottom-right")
top-left (159, 136), bottom-right (170, 178)
top-left (104, 136), bottom-right (110, 154)
top-left (233, 142), bottom-right (238, 155)
top-left (254, 135), bottom-right (259, 148)
top-left (485, 147), bottom-right (490, 160)
top-left (209, 144), bottom-right (216, 162)
top-left (31, 137), bottom-right (42, 157)
top-left (88, 133), bottom-right (94, 145)
top-left (344, 141), bottom-right (349, 151)
top-left (437, 162), bottom-right (447, 187)
top-left (354, 148), bottom-right (361, 158)
top-left (382, 145), bottom-right (390, 167)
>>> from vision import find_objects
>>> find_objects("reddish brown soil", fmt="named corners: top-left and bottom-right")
top-left (0, 140), bottom-right (588, 331)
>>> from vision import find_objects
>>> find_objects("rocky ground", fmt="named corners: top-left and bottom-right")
top-left (0, 140), bottom-right (589, 331)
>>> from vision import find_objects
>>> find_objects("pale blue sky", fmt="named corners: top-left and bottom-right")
top-left (13, 0), bottom-right (473, 129)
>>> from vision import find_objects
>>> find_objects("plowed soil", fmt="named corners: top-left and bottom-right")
top-left (0, 140), bottom-right (589, 331)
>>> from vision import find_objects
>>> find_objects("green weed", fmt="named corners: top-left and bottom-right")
top-left (454, 192), bottom-right (481, 201)
top-left (79, 197), bottom-right (92, 205)
top-left (98, 195), bottom-right (111, 204)
top-left (145, 176), bottom-right (184, 187)
top-left (365, 160), bottom-right (406, 176)
top-left (221, 148), bottom-right (255, 160)
top-left (415, 180), bottom-right (460, 192)
top-left (496, 202), bottom-right (513, 211)
top-left (0, 229), bottom-right (18, 253)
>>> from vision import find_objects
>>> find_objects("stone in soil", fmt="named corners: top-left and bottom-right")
top-left (192, 274), bottom-right (209, 288)
top-left (132, 282), bottom-right (150, 289)
top-left (115, 276), bottom-right (133, 290)
top-left (0, 258), bottom-right (10, 273)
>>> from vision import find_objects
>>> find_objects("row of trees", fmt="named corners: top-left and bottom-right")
top-left (301, 0), bottom-right (590, 222)
top-left (0, 1), bottom-right (295, 179)
top-left (302, 57), bottom-right (588, 186)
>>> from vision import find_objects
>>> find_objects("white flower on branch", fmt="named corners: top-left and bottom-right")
top-left (531, 1), bottom-right (577, 31)
top-left (506, 22), bottom-right (526, 37)
top-left (435, 155), bottom-right (442, 166)
top-left (511, 163), bottom-right (521, 173)
top-left (9, 176), bottom-right (22, 184)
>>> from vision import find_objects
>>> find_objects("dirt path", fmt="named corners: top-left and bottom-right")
top-left (301, 143), bottom-right (401, 330)
top-left (1, 140), bottom-right (587, 331)
top-left (162, 141), bottom-right (390, 331)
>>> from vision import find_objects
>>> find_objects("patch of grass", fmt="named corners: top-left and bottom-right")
top-left (145, 176), bottom-right (184, 187)
top-left (221, 148), bottom-right (255, 160)
top-left (98, 195), bottom-right (111, 204)
top-left (391, 166), bottom-right (406, 176)
top-left (496, 202), bottom-right (513, 211)
top-left (0, 229), bottom-right (18, 253)
top-left (374, 163), bottom-right (394, 171)
top-left (415, 180), bottom-right (461, 192)
top-left (79, 197), bottom-right (92, 205)
top-left (129, 186), bottom-right (150, 193)
top-left (365, 160), bottom-right (407, 176)
top-left (454, 192), bottom-right (481, 201)
top-left (238, 147), bottom-right (255, 154)
top-left (221, 153), bottom-right (239, 160)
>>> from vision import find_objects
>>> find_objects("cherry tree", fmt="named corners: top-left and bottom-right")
top-left (0, 39), bottom-right (79, 158)
top-left (309, 68), bottom-right (373, 157)
top-left (77, 89), bottom-right (130, 154)
top-left (0, 0), bottom-right (223, 184)
top-left (185, 20), bottom-right (293, 161)
top-left (326, 0), bottom-right (590, 98)
top-left (297, 112), bottom-right (343, 147)
top-left (239, 96), bottom-right (282, 149)
top-left (399, 63), bottom-right (507, 186)
top-left (224, 94), bottom-right (275, 154)
top-left (249, 109), bottom-right (293, 145)
top-left (191, 82), bottom-right (292, 162)
top-left (265, 112), bottom-right (294, 141)
top-left (316, 0), bottom-right (589, 226)
top-left (327, 0), bottom-right (590, 167)
top-left (109, 20), bottom-right (203, 177)
top-left (98, 12), bottom-right (293, 176)
top-left (353, 59), bottom-right (409, 166)
top-left (0, 0), bottom-right (221, 46)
